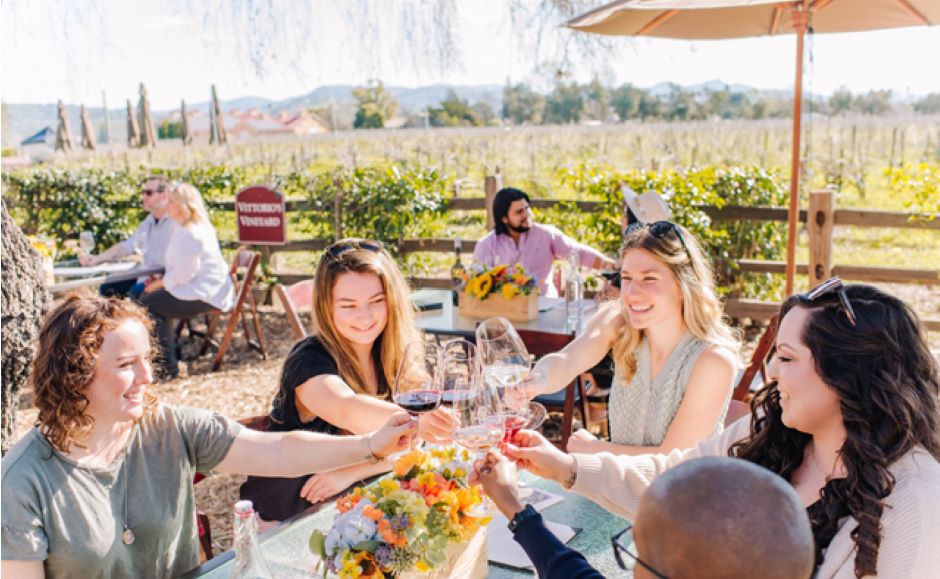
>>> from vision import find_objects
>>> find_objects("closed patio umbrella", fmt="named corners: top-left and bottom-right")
top-left (209, 84), bottom-right (228, 145)
top-left (566, 0), bottom-right (937, 294)
top-left (126, 99), bottom-right (141, 148)
top-left (55, 100), bottom-right (74, 153)
top-left (80, 104), bottom-right (97, 151)
top-left (181, 99), bottom-right (192, 145)
top-left (138, 83), bottom-right (156, 149)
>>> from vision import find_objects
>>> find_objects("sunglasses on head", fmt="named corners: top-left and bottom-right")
top-left (625, 220), bottom-right (690, 255)
top-left (325, 239), bottom-right (384, 260)
top-left (800, 277), bottom-right (857, 326)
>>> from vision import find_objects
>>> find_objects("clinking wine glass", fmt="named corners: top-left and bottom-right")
top-left (451, 374), bottom-right (504, 516)
top-left (79, 230), bottom-right (95, 258)
top-left (475, 317), bottom-right (547, 439)
top-left (392, 341), bottom-right (443, 456)
top-left (439, 339), bottom-right (478, 408)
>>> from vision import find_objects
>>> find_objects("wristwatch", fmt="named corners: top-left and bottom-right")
top-left (508, 504), bottom-right (539, 533)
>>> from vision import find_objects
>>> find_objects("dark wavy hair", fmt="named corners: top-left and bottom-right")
top-left (31, 294), bottom-right (158, 453)
top-left (492, 187), bottom-right (530, 236)
top-left (730, 284), bottom-right (940, 577)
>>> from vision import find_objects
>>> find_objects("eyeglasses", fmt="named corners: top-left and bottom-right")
top-left (801, 277), bottom-right (857, 327)
top-left (625, 221), bottom-right (690, 256)
top-left (324, 239), bottom-right (384, 261)
top-left (611, 524), bottom-right (668, 578)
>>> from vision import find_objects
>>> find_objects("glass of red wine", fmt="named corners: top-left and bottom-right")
top-left (392, 341), bottom-right (443, 416)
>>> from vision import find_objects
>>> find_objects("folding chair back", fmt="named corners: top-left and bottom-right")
top-left (732, 315), bottom-right (779, 402)
top-left (515, 329), bottom-right (588, 451)
top-left (274, 278), bottom-right (315, 341)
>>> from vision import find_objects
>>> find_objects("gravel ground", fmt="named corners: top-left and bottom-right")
top-left (12, 282), bottom-right (939, 557)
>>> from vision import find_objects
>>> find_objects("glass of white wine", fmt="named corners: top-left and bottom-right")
top-left (79, 230), bottom-right (95, 258)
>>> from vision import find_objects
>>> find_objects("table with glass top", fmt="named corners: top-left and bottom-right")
top-left (181, 472), bottom-right (630, 578)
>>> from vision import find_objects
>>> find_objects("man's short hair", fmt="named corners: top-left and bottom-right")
top-left (638, 457), bottom-right (815, 579)
top-left (144, 174), bottom-right (168, 192)
top-left (492, 187), bottom-right (530, 236)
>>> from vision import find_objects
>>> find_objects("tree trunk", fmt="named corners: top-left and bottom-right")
top-left (1, 200), bottom-right (51, 454)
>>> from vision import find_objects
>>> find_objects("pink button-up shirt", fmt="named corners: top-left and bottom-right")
top-left (472, 223), bottom-right (608, 294)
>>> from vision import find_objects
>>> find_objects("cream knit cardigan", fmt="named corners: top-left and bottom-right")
top-left (570, 418), bottom-right (940, 578)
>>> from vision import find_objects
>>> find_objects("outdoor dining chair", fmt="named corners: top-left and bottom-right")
top-left (177, 247), bottom-right (267, 371)
top-left (274, 278), bottom-right (315, 341)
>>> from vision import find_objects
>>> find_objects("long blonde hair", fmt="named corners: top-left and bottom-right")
top-left (167, 182), bottom-right (210, 226)
top-left (612, 223), bottom-right (739, 381)
top-left (311, 239), bottom-right (420, 398)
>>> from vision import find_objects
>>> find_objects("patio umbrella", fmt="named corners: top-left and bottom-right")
top-left (138, 83), bottom-right (156, 149)
top-left (55, 100), bottom-right (74, 153)
top-left (180, 99), bottom-right (193, 145)
top-left (126, 99), bottom-right (141, 147)
top-left (210, 84), bottom-right (228, 145)
top-left (80, 104), bottom-right (97, 151)
top-left (566, 0), bottom-right (937, 295)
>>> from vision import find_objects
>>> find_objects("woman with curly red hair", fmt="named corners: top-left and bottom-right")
top-left (1, 295), bottom-right (417, 578)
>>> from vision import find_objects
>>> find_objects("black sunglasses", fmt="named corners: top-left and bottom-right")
top-left (612, 524), bottom-right (668, 578)
top-left (801, 277), bottom-right (857, 327)
top-left (325, 239), bottom-right (384, 261)
top-left (625, 221), bottom-right (690, 256)
top-left (142, 187), bottom-right (164, 196)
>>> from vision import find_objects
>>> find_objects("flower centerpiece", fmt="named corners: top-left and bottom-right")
top-left (456, 263), bottom-right (539, 322)
top-left (310, 447), bottom-right (490, 578)
top-left (27, 235), bottom-right (57, 285)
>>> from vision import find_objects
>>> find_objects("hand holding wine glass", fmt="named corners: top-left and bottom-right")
top-left (393, 341), bottom-right (443, 416)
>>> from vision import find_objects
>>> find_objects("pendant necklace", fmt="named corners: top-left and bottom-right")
top-left (121, 431), bottom-right (136, 545)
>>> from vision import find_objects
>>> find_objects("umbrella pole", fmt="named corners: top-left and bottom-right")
top-left (786, 16), bottom-right (807, 297)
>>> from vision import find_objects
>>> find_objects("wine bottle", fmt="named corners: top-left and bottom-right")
top-left (231, 500), bottom-right (275, 579)
top-left (450, 237), bottom-right (466, 306)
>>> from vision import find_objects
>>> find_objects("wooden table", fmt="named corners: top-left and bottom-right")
top-left (181, 471), bottom-right (631, 578)
top-left (413, 289), bottom-right (596, 339)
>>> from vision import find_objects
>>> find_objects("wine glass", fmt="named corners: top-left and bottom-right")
top-left (475, 317), bottom-right (547, 437)
top-left (79, 231), bottom-right (95, 258)
top-left (392, 341), bottom-right (443, 417)
top-left (450, 371), bottom-right (504, 516)
top-left (439, 339), bottom-right (478, 408)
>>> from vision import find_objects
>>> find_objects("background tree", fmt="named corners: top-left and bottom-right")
top-left (914, 93), bottom-right (940, 114)
top-left (543, 81), bottom-right (585, 124)
top-left (584, 77), bottom-right (609, 121)
top-left (352, 80), bottom-right (397, 129)
top-left (610, 83), bottom-right (643, 122)
top-left (828, 86), bottom-right (855, 116)
top-left (429, 90), bottom-right (479, 127)
top-left (158, 118), bottom-right (183, 139)
top-left (1, 200), bottom-right (51, 454)
top-left (854, 89), bottom-right (893, 116)
top-left (502, 82), bottom-right (545, 125)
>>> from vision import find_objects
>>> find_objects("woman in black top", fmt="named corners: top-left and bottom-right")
top-left (240, 240), bottom-right (455, 521)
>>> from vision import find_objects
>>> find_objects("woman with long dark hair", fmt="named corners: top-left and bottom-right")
top-left (501, 281), bottom-right (940, 577)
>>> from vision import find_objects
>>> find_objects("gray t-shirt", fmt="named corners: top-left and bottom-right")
top-left (1, 404), bottom-right (242, 578)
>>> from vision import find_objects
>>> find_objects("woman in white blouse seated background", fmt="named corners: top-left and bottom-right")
top-left (140, 182), bottom-right (234, 379)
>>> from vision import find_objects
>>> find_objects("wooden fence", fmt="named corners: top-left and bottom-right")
top-left (206, 175), bottom-right (939, 330)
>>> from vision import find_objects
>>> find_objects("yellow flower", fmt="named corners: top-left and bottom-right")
top-left (415, 560), bottom-right (431, 573)
top-left (477, 273), bottom-right (493, 297)
top-left (491, 264), bottom-right (509, 277)
top-left (501, 283), bottom-right (519, 299)
top-left (393, 449), bottom-right (429, 477)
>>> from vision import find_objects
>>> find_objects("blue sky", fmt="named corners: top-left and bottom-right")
top-left (3, 0), bottom-right (939, 109)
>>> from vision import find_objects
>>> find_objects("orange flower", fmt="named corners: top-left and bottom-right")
top-left (377, 519), bottom-right (407, 547)
top-left (362, 505), bottom-right (384, 522)
top-left (336, 493), bottom-right (362, 514)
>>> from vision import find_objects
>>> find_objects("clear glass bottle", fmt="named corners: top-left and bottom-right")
top-left (231, 500), bottom-right (275, 579)
top-left (565, 252), bottom-right (584, 329)
top-left (450, 237), bottom-right (466, 306)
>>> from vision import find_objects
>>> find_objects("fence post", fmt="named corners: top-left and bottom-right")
top-left (332, 177), bottom-right (344, 240)
top-left (483, 174), bottom-right (501, 230)
top-left (808, 190), bottom-right (834, 287)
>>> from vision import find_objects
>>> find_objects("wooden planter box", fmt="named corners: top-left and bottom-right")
top-left (400, 527), bottom-right (488, 579)
top-left (458, 292), bottom-right (538, 322)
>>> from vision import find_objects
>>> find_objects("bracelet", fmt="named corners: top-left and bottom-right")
top-left (363, 435), bottom-right (381, 464)
top-left (562, 456), bottom-right (578, 490)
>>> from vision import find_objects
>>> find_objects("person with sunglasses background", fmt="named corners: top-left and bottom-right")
top-left (473, 187), bottom-right (616, 297)
top-left (472, 453), bottom-right (814, 579)
top-left (504, 281), bottom-right (940, 577)
top-left (521, 221), bottom-right (740, 457)
top-left (79, 174), bottom-right (179, 300)
top-left (239, 239), bottom-right (457, 522)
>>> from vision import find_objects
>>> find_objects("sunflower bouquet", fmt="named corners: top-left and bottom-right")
top-left (460, 263), bottom-right (538, 301)
top-left (309, 447), bottom-right (490, 578)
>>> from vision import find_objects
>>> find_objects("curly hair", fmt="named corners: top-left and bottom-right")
top-left (31, 294), bottom-right (158, 454)
top-left (730, 284), bottom-right (940, 577)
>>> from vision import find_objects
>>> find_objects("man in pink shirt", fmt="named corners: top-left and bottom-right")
top-left (473, 187), bottom-right (616, 295)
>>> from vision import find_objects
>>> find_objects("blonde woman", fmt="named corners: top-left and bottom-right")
top-left (524, 221), bottom-right (739, 456)
top-left (239, 239), bottom-right (456, 522)
top-left (140, 182), bottom-right (234, 379)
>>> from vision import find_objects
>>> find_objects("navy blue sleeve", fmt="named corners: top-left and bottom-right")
top-left (512, 512), bottom-right (605, 579)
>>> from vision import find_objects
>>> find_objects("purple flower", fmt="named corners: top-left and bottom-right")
top-left (392, 515), bottom-right (411, 531)
top-left (374, 545), bottom-right (393, 567)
